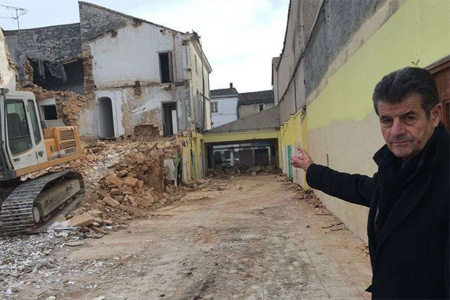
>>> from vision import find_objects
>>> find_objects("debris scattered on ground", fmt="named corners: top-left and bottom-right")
top-left (23, 139), bottom-right (206, 238)
top-left (207, 164), bottom-right (281, 178)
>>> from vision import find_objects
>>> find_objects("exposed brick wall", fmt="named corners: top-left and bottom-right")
top-left (4, 23), bottom-right (81, 62)
top-left (79, 1), bottom-right (131, 43)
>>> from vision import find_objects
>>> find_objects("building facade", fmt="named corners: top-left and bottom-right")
top-left (5, 1), bottom-right (212, 142)
top-left (274, 0), bottom-right (450, 241)
top-left (238, 90), bottom-right (274, 119)
top-left (210, 83), bottom-right (239, 128)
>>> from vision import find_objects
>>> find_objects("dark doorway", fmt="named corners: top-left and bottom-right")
top-left (254, 148), bottom-right (269, 165)
top-left (163, 102), bottom-right (178, 136)
top-left (98, 97), bottom-right (114, 139)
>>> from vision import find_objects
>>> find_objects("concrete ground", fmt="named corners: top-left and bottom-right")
top-left (12, 175), bottom-right (372, 300)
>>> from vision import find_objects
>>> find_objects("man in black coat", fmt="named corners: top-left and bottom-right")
top-left (292, 67), bottom-right (449, 299)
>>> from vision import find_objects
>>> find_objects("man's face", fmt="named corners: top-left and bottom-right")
top-left (377, 93), bottom-right (441, 161)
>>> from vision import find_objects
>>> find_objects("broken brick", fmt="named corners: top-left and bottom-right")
top-left (68, 212), bottom-right (95, 227)
top-left (124, 177), bottom-right (138, 187)
top-left (117, 170), bottom-right (128, 178)
top-left (109, 176), bottom-right (123, 188)
top-left (110, 188), bottom-right (122, 196)
top-left (88, 210), bottom-right (103, 217)
top-left (103, 195), bottom-right (120, 207)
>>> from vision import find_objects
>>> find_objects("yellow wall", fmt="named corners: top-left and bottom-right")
top-left (279, 0), bottom-right (450, 242)
top-left (178, 131), bottom-right (204, 182)
top-left (308, 0), bottom-right (450, 130)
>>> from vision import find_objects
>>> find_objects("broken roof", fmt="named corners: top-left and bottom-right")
top-left (238, 90), bottom-right (274, 104)
top-left (4, 23), bottom-right (82, 62)
top-left (211, 88), bottom-right (239, 98)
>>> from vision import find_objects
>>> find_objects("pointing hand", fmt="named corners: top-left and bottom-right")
top-left (291, 146), bottom-right (314, 172)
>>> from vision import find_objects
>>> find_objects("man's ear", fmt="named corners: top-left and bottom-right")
top-left (431, 103), bottom-right (442, 127)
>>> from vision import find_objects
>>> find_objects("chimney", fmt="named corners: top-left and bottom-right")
top-left (230, 82), bottom-right (233, 89)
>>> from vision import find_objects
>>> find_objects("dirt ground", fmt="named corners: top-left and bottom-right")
top-left (4, 175), bottom-right (371, 300)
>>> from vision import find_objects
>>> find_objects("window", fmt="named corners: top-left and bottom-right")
top-left (195, 55), bottom-right (198, 75)
top-left (6, 100), bottom-right (32, 155)
top-left (159, 52), bottom-right (173, 83)
top-left (27, 100), bottom-right (41, 144)
top-left (211, 102), bottom-right (218, 113)
top-left (43, 105), bottom-right (58, 120)
top-left (258, 103), bottom-right (264, 112)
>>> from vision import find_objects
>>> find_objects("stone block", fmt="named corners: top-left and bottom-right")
top-left (104, 195), bottom-right (120, 207)
top-left (88, 210), bottom-right (103, 217)
top-left (109, 176), bottom-right (123, 188)
top-left (124, 177), bottom-right (138, 187)
top-left (110, 188), bottom-right (122, 196)
top-left (117, 170), bottom-right (128, 178)
top-left (68, 213), bottom-right (95, 227)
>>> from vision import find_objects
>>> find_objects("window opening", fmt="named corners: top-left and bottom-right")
top-left (43, 105), bottom-right (58, 120)
top-left (6, 100), bottom-right (32, 155)
top-left (211, 102), bottom-right (218, 113)
top-left (159, 52), bottom-right (173, 83)
top-left (258, 103), bottom-right (264, 112)
top-left (27, 100), bottom-right (42, 144)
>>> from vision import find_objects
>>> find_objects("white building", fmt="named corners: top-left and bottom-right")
top-left (210, 83), bottom-right (239, 128)
top-left (78, 4), bottom-right (212, 139)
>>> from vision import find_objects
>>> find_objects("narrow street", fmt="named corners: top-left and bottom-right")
top-left (7, 175), bottom-right (371, 300)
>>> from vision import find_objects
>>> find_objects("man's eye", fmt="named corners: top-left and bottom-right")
top-left (381, 119), bottom-right (392, 126)
top-left (404, 115), bottom-right (417, 124)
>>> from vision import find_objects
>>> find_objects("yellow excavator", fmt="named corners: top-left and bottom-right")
top-left (0, 88), bottom-right (84, 235)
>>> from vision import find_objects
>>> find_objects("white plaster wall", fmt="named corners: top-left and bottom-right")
top-left (187, 40), bottom-right (212, 129)
top-left (211, 97), bottom-right (238, 128)
top-left (0, 29), bottom-right (16, 91)
top-left (79, 86), bottom-right (175, 138)
top-left (89, 23), bottom-right (185, 88)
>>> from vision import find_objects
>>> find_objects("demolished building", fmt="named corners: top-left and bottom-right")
top-left (4, 1), bottom-right (212, 181)
top-left (5, 1), bottom-right (212, 140)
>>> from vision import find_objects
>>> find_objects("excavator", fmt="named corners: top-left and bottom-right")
top-left (0, 88), bottom-right (84, 236)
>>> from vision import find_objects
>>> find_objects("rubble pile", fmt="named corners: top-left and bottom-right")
top-left (30, 139), bottom-right (185, 237)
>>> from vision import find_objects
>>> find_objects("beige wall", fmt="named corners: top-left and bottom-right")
top-left (308, 112), bottom-right (384, 242)
top-left (239, 103), bottom-right (275, 119)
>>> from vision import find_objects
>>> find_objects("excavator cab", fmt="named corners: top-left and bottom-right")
top-left (0, 88), bottom-right (85, 235)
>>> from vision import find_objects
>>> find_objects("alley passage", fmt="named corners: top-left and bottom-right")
top-left (13, 175), bottom-right (371, 300)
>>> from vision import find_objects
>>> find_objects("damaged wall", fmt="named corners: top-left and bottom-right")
top-left (78, 83), bottom-right (190, 140)
top-left (0, 28), bottom-right (17, 90)
top-left (80, 18), bottom-right (211, 140)
top-left (87, 23), bottom-right (185, 88)
top-left (4, 23), bottom-right (82, 62)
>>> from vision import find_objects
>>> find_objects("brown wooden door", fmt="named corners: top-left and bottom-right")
top-left (429, 58), bottom-right (450, 132)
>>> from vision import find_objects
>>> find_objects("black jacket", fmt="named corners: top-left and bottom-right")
top-left (306, 123), bottom-right (449, 299)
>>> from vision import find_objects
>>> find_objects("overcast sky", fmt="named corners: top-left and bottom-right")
top-left (0, 0), bottom-right (289, 93)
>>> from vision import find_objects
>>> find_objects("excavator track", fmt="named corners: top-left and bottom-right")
top-left (0, 171), bottom-right (84, 236)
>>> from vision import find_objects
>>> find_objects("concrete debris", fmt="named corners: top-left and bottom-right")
top-left (25, 139), bottom-right (189, 239)
top-left (0, 230), bottom-right (86, 298)
top-left (207, 164), bottom-right (281, 179)
top-left (67, 212), bottom-right (95, 227)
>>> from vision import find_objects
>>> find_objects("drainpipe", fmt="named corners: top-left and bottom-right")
top-left (200, 36), bottom-right (206, 131)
